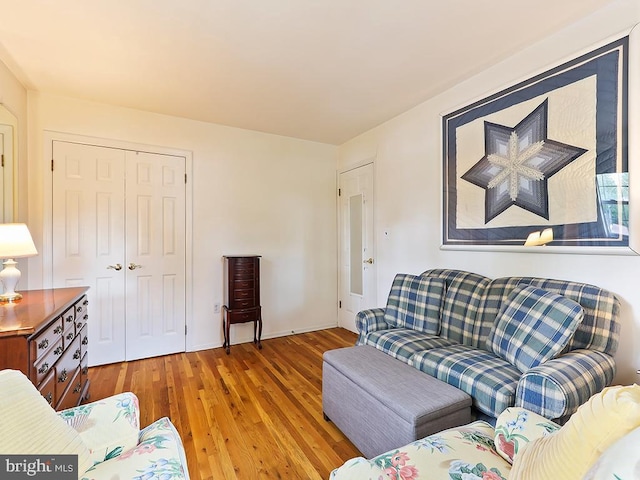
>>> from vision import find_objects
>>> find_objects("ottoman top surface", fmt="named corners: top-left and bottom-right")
top-left (323, 345), bottom-right (471, 422)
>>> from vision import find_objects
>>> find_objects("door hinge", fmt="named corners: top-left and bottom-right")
top-left (51, 159), bottom-right (54, 171)
top-left (185, 325), bottom-right (187, 335)
top-left (339, 300), bottom-right (342, 308)
top-left (1, 154), bottom-right (4, 167)
top-left (338, 188), bottom-right (341, 196)
top-left (184, 173), bottom-right (187, 184)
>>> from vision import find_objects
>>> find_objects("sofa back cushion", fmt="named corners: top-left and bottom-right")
top-left (487, 285), bottom-right (584, 372)
top-left (383, 274), bottom-right (445, 334)
top-left (421, 269), bottom-right (491, 346)
top-left (477, 277), bottom-right (620, 355)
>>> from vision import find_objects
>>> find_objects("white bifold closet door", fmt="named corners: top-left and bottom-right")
top-left (52, 141), bottom-right (186, 366)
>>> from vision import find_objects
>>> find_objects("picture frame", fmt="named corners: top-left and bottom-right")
top-left (441, 32), bottom-right (636, 254)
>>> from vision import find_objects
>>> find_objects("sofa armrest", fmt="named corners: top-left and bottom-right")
top-left (515, 349), bottom-right (616, 420)
top-left (58, 392), bottom-right (140, 466)
top-left (355, 308), bottom-right (387, 345)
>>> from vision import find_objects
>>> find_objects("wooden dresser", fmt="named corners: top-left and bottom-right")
top-left (222, 255), bottom-right (262, 354)
top-left (0, 287), bottom-right (90, 410)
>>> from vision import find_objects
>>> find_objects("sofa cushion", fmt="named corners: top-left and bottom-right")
top-left (422, 269), bottom-right (491, 347)
top-left (410, 344), bottom-right (521, 418)
top-left (509, 384), bottom-right (640, 480)
top-left (0, 369), bottom-right (92, 474)
top-left (487, 285), bottom-right (584, 372)
top-left (383, 274), bottom-right (446, 334)
top-left (363, 328), bottom-right (455, 364)
top-left (477, 277), bottom-right (620, 355)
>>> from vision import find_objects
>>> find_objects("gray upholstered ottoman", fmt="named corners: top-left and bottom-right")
top-left (322, 345), bottom-right (472, 458)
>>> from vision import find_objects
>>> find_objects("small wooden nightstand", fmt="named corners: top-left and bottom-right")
top-left (222, 255), bottom-right (262, 354)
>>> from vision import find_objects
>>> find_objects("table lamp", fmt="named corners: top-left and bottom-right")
top-left (0, 223), bottom-right (38, 302)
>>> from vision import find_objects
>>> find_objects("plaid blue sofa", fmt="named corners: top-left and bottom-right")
top-left (356, 269), bottom-right (620, 421)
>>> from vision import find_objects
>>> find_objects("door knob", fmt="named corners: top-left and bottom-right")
top-left (363, 258), bottom-right (374, 264)
top-left (107, 263), bottom-right (123, 271)
top-left (128, 263), bottom-right (142, 270)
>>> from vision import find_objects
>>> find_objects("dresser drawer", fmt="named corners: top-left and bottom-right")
top-left (227, 307), bottom-right (260, 324)
top-left (62, 306), bottom-right (76, 331)
top-left (55, 335), bottom-right (81, 399)
top-left (56, 367), bottom-right (83, 411)
top-left (38, 369), bottom-right (56, 407)
top-left (32, 317), bottom-right (63, 361)
top-left (33, 337), bottom-right (64, 384)
top-left (74, 296), bottom-right (89, 334)
top-left (229, 298), bottom-right (256, 309)
top-left (232, 279), bottom-right (254, 290)
top-left (79, 325), bottom-right (89, 358)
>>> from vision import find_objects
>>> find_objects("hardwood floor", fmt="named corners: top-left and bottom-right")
top-left (88, 328), bottom-right (361, 479)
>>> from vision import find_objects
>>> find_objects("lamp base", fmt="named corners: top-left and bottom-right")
top-left (0, 292), bottom-right (22, 303)
top-left (0, 258), bottom-right (23, 303)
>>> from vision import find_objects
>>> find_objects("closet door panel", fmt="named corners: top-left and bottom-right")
top-left (52, 141), bottom-right (127, 366)
top-left (124, 151), bottom-right (186, 361)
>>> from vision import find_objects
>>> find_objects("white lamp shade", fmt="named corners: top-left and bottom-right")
top-left (0, 223), bottom-right (38, 258)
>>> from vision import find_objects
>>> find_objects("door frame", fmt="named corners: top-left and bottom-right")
top-left (42, 130), bottom-right (194, 351)
top-left (337, 158), bottom-right (377, 330)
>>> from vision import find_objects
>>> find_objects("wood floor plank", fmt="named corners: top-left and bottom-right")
top-left (88, 328), bottom-right (360, 479)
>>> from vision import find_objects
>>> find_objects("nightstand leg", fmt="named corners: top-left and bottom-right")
top-left (257, 309), bottom-right (262, 349)
top-left (222, 307), bottom-right (230, 354)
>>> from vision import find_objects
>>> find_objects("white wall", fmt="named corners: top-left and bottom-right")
top-left (338, 0), bottom-right (640, 384)
top-left (27, 92), bottom-right (338, 352)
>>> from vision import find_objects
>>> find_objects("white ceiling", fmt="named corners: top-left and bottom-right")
top-left (0, 0), bottom-right (619, 144)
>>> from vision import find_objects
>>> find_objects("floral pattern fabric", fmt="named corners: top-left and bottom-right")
top-left (493, 407), bottom-right (559, 464)
top-left (58, 392), bottom-right (141, 466)
top-left (80, 417), bottom-right (189, 480)
top-left (331, 421), bottom-right (511, 480)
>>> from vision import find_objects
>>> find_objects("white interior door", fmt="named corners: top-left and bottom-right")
top-left (338, 163), bottom-right (376, 333)
top-left (0, 124), bottom-right (14, 222)
top-left (52, 141), bottom-right (127, 365)
top-left (0, 131), bottom-right (5, 222)
top-left (124, 151), bottom-right (186, 361)
top-left (52, 141), bottom-right (186, 365)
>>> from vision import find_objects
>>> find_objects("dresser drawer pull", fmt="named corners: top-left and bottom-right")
top-left (82, 337), bottom-right (88, 346)
top-left (66, 332), bottom-right (74, 341)
top-left (54, 345), bottom-right (64, 356)
top-left (58, 369), bottom-right (68, 383)
top-left (38, 339), bottom-right (49, 350)
top-left (82, 366), bottom-right (89, 375)
top-left (73, 348), bottom-right (81, 360)
top-left (45, 392), bottom-right (53, 405)
top-left (83, 299), bottom-right (89, 306)
top-left (53, 325), bottom-right (62, 335)
top-left (38, 363), bottom-right (49, 375)
top-left (73, 382), bottom-right (82, 394)
top-left (66, 314), bottom-right (74, 323)
top-left (83, 314), bottom-right (88, 321)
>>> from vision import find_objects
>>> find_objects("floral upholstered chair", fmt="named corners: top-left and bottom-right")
top-left (331, 384), bottom-right (640, 480)
top-left (0, 369), bottom-right (189, 480)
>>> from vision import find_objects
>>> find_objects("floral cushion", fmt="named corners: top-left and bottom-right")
top-left (583, 425), bottom-right (640, 479)
top-left (487, 285), bottom-right (584, 372)
top-left (509, 384), bottom-right (640, 480)
top-left (384, 274), bottom-right (446, 334)
top-left (80, 417), bottom-right (189, 480)
top-left (59, 392), bottom-right (140, 467)
top-left (494, 407), bottom-right (559, 464)
top-left (330, 421), bottom-right (512, 480)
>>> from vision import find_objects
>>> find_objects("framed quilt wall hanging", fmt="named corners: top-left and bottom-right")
top-left (441, 34), bottom-right (635, 254)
